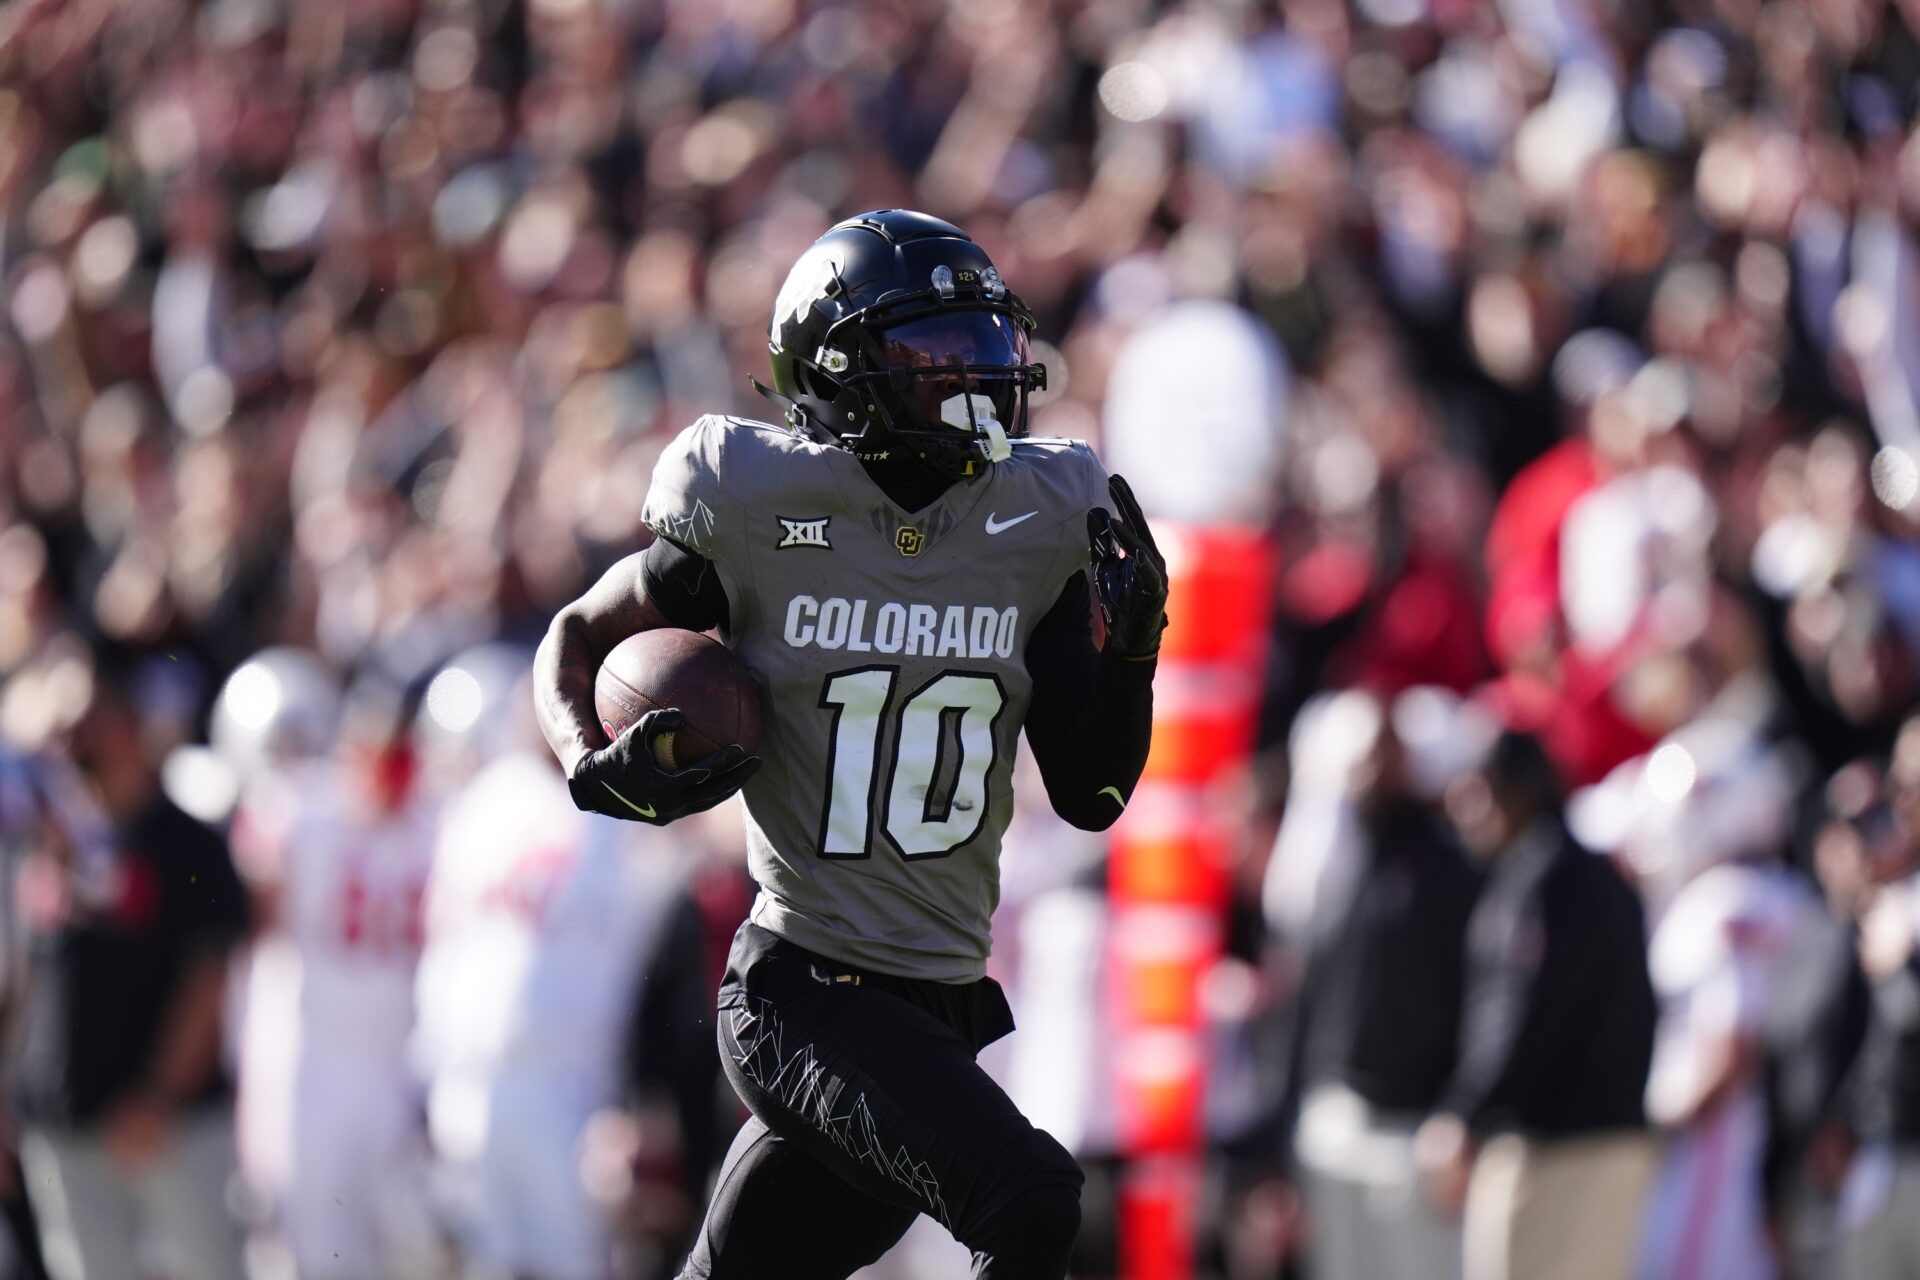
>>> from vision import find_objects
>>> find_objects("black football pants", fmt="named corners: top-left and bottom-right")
top-left (680, 923), bottom-right (1084, 1280)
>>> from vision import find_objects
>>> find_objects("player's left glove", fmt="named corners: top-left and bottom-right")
top-left (1089, 474), bottom-right (1168, 659)
top-left (568, 709), bottom-right (761, 826)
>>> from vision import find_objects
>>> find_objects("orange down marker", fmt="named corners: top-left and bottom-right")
top-left (1110, 525), bottom-right (1273, 1280)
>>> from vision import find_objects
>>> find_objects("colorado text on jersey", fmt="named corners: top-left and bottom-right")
top-left (782, 595), bottom-right (1019, 659)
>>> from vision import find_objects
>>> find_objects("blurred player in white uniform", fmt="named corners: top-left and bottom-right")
top-left (222, 656), bottom-right (442, 1280)
top-left (209, 648), bottom-right (333, 1262)
top-left (413, 651), bottom-right (679, 1280)
top-left (1639, 858), bottom-right (1813, 1280)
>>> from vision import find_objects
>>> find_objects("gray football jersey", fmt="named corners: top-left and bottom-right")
top-left (640, 414), bottom-right (1109, 981)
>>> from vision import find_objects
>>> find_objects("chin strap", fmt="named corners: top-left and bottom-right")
top-left (747, 374), bottom-right (797, 416)
top-left (748, 375), bottom-right (817, 438)
top-left (752, 374), bottom-right (891, 455)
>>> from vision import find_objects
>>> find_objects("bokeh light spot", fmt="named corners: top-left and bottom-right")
top-left (1871, 446), bottom-right (1918, 511)
top-left (224, 663), bottom-right (285, 733)
top-left (1098, 63), bottom-right (1169, 123)
top-left (1646, 743), bottom-right (1697, 803)
top-left (426, 667), bottom-right (484, 734)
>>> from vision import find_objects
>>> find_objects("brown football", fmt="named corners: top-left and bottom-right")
top-left (594, 630), bottom-right (763, 769)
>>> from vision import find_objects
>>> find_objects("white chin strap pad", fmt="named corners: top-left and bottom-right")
top-left (939, 393), bottom-right (1013, 462)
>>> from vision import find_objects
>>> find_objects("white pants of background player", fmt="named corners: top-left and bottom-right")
top-left (1636, 1090), bottom-right (1775, 1280)
top-left (1294, 1082), bottom-right (1461, 1280)
top-left (280, 1052), bottom-right (438, 1280)
top-left (471, 1069), bottom-right (611, 1280)
top-left (1838, 1146), bottom-right (1920, 1279)
top-left (20, 1107), bottom-right (245, 1280)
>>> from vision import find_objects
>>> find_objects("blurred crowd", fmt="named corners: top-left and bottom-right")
top-left (2, 0), bottom-right (1920, 1277)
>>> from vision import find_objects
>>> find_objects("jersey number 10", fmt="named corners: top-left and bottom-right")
top-left (818, 667), bottom-right (1008, 860)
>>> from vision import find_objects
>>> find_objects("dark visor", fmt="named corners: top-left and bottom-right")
top-left (879, 313), bottom-right (1029, 434)
top-left (880, 312), bottom-right (1030, 370)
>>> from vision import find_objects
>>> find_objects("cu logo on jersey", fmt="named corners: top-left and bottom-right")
top-left (778, 516), bottom-right (831, 550)
top-left (895, 526), bottom-right (924, 558)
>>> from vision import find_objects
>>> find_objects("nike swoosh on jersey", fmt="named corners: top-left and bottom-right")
top-left (1098, 786), bottom-right (1126, 808)
top-left (984, 511), bottom-right (1038, 535)
top-left (602, 783), bottom-right (657, 819)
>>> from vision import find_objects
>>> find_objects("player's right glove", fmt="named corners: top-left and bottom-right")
top-left (568, 709), bottom-right (761, 826)
top-left (1089, 474), bottom-right (1169, 659)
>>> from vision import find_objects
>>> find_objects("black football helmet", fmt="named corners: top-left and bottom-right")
top-left (762, 210), bottom-right (1047, 482)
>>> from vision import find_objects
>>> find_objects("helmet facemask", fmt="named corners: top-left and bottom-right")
top-left (833, 310), bottom-right (1045, 481)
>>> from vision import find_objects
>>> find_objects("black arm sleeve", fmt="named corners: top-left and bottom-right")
top-left (1022, 571), bottom-right (1157, 831)
top-left (641, 534), bottom-right (730, 633)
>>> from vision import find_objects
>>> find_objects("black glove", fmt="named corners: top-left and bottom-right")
top-left (1088, 474), bottom-right (1169, 659)
top-left (568, 709), bottom-right (761, 825)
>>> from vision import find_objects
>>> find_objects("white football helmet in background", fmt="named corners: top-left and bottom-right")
top-left (210, 647), bottom-right (343, 781)
top-left (415, 643), bottom-right (535, 792)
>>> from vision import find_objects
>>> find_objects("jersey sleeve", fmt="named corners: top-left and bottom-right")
top-left (642, 417), bottom-right (734, 564)
top-left (640, 417), bottom-right (749, 635)
top-left (1036, 441), bottom-right (1110, 592)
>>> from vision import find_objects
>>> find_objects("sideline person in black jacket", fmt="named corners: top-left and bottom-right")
top-left (1274, 693), bottom-right (1484, 1280)
top-left (1416, 730), bottom-right (1657, 1280)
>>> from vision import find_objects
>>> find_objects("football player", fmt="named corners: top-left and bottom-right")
top-left (533, 210), bottom-right (1166, 1279)
top-left (414, 663), bottom-right (680, 1280)
top-left (228, 671), bottom-right (441, 1280)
